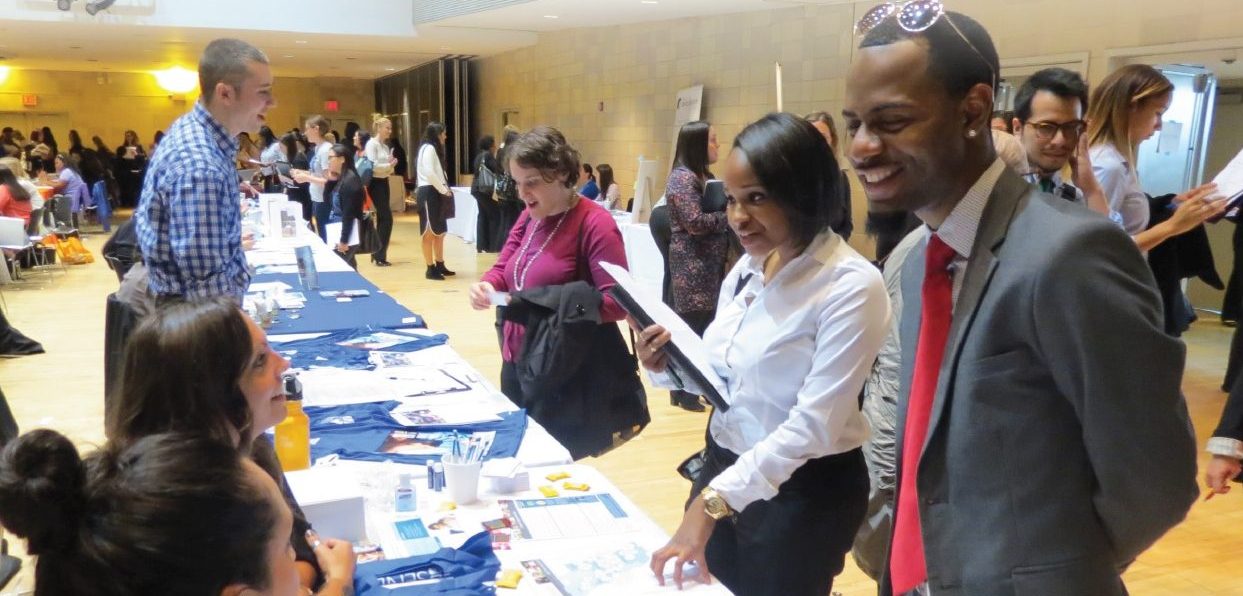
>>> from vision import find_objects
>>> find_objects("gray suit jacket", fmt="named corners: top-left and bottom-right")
top-left (884, 170), bottom-right (1198, 595)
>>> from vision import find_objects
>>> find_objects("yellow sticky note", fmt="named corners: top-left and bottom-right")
top-left (539, 485), bottom-right (560, 497)
top-left (497, 569), bottom-right (524, 589)
top-left (562, 481), bottom-right (590, 492)
top-left (545, 471), bottom-right (571, 481)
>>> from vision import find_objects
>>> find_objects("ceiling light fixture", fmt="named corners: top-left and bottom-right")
top-left (282, 54), bottom-right (294, 58)
top-left (543, 15), bottom-right (559, 18)
top-left (153, 66), bottom-right (197, 94)
top-left (385, 68), bottom-right (396, 71)
top-left (0, 66), bottom-right (10, 86)
top-left (295, 40), bottom-right (308, 44)
top-left (641, 1), bottom-right (658, 4)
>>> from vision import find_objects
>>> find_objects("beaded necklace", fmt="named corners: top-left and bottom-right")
top-left (512, 207), bottom-right (571, 291)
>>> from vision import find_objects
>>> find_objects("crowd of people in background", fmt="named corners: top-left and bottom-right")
top-left (10, 2), bottom-right (1243, 591)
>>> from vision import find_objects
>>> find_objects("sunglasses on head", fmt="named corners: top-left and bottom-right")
top-left (855, 0), bottom-right (997, 92)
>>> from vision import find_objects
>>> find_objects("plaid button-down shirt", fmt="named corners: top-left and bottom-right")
top-left (136, 101), bottom-right (249, 301)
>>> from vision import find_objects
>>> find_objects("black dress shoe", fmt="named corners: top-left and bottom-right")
top-left (671, 392), bottom-right (706, 412)
top-left (375, 260), bottom-right (392, 267)
top-left (425, 264), bottom-right (445, 280)
top-left (436, 261), bottom-right (456, 276)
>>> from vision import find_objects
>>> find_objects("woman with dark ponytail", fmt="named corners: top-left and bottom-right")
top-left (0, 430), bottom-right (308, 595)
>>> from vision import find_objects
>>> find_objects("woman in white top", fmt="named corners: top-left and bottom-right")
top-left (257, 126), bottom-right (283, 191)
top-left (1088, 64), bottom-right (1224, 252)
top-left (634, 113), bottom-right (889, 595)
top-left (416, 122), bottom-right (453, 280)
top-left (365, 115), bottom-right (398, 266)
top-left (595, 163), bottom-right (621, 210)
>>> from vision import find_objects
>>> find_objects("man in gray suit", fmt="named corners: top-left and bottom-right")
top-left (842, 8), bottom-right (1199, 596)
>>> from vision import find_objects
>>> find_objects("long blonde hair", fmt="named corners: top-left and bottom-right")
top-left (1087, 64), bottom-right (1172, 164)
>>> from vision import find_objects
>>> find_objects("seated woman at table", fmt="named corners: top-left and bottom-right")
top-left (469, 126), bottom-right (646, 459)
top-left (106, 298), bottom-right (356, 595)
top-left (0, 429), bottom-right (326, 595)
top-left (595, 163), bottom-right (620, 210)
top-left (47, 153), bottom-right (90, 229)
top-left (0, 164), bottom-right (32, 226)
top-left (634, 113), bottom-right (889, 595)
top-left (325, 143), bottom-right (365, 269)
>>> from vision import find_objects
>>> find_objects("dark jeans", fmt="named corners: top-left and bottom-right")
top-left (474, 192), bottom-right (501, 252)
top-left (313, 200), bottom-right (333, 243)
top-left (370, 177), bottom-right (393, 262)
top-left (691, 434), bottom-right (869, 596)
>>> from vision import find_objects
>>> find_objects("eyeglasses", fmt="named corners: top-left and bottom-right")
top-left (855, 0), bottom-right (997, 92)
top-left (1024, 120), bottom-right (1086, 142)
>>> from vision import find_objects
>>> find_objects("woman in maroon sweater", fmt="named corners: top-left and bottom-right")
top-left (469, 126), bottom-right (628, 406)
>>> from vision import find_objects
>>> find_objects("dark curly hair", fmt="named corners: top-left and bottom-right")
top-left (505, 126), bottom-right (581, 188)
top-left (0, 430), bottom-right (280, 594)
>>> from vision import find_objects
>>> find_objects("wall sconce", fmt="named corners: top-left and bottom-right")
top-left (153, 66), bottom-right (197, 94)
top-left (0, 66), bottom-right (9, 86)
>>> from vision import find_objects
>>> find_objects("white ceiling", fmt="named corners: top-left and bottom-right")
top-left (0, 0), bottom-right (860, 79)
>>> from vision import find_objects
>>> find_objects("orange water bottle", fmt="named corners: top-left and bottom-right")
top-left (274, 374), bottom-right (311, 471)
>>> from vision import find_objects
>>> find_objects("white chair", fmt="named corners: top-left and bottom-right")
top-left (0, 217), bottom-right (32, 282)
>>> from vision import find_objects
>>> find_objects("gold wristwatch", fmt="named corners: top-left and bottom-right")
top-left (701, 487), bottom-right (733, 520)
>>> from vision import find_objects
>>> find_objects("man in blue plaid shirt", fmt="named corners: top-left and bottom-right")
top-left (136, 38), bottom-right (276, 302)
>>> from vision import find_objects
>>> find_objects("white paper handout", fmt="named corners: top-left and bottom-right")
top-left (1213, 146), bottom-right (1243, 204)
top-left (325, 221), bottom-right (361, 246)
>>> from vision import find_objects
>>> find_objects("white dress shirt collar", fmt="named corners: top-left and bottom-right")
top-left (931, 158), bottom-right (1007, 260)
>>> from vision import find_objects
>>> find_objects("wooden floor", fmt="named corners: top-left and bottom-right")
top-left (2, 209), bottom-right (1242, 595)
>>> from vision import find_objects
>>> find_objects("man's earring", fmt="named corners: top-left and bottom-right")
top-left (966, 129), bottom-right (979, 138)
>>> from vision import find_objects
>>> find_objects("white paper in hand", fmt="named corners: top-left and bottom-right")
top-left (598, 261), bottom-right (729, 406)
top-left (1213, 147), bottom-right (1243, 203)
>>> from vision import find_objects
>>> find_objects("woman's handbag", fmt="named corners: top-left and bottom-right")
top-left (472, 164), bottom-right (497, 196)
top-left (356, 212), bottom-right (380, 254)
top-left (441, 192), bottom-right (456, 219)
top-left (494, 172), bottom-right (519, 205)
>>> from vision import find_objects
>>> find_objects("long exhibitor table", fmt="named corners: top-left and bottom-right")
top-left (244, 199), bottom-right (729, 595)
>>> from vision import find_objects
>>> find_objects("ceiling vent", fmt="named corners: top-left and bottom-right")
top-left (411, 0), bottom-right (534, 25)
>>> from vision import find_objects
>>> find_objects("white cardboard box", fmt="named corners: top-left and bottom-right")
top-left (284, 466), bottom-right (367, 542)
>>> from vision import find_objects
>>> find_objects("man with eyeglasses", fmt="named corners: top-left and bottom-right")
top-left (843, 3), bottom-right (1197, 595)
top-left (1011, 67), bottom-right (1120, 223)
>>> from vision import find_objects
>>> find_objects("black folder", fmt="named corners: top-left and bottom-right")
top-left (608, 284), bottom-right (730, 412)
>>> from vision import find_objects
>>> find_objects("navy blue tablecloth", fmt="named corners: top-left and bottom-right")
top-left (251, 271), bottom-right (425, 335)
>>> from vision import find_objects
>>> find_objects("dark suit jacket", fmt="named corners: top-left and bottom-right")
top-left (883, 169), bottom-right (1198, 595)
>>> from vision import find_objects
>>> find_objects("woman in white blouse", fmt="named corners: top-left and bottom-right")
top-left (634, 113), bottom-right (889, 595)
top-left (365, 115), bottom-right (399, 266)
top-left (1088, 64), bottom-right (1223, 252)
top-left (416, 122), bottom-right (453, 280)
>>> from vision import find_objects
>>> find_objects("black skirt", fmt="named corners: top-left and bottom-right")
top-left (417, 185), bottom-right (447, 235)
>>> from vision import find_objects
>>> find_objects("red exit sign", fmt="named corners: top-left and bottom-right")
top-left (324, 100), bottom-right (339, 112)
top-left (21, 94), bottom-right (37, 107)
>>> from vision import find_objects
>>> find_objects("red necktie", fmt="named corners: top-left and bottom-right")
top-left (890, 234), bottom-right (957, 593)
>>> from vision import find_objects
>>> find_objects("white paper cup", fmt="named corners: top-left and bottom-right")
top-left (442, 458), bottom-right (482, 505)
